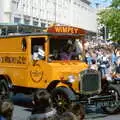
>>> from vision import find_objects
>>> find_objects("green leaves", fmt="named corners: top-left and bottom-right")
top-left (111, 0), bottom-right (120, 8)
top-left (98, 0), bottom-right (120, 42)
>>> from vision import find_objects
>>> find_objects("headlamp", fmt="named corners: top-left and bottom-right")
top-left (68, 75), bottom-right (75, 83)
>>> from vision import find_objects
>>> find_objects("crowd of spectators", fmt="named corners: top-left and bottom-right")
top-left (85, 41), bottom-right (120, 81)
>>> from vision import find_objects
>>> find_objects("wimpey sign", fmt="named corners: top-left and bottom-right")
top-left (47, 26), bottom-right (86, 34)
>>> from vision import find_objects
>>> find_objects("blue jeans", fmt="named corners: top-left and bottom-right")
top-left (100, 67), bottom-right (107, 77)
top-left (87, 57), bottom-right (92, 65)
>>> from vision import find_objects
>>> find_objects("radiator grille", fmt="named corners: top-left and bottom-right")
top-left (80, 70), bottom-right (101, 94)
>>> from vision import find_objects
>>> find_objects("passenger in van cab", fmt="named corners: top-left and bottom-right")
top-left (32, 45), bottom-right (45, 60)
top-left (60, 41), bottom-right (77, 60)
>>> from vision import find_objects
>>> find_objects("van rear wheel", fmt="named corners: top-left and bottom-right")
top-left (0, 79), bottom-right (13, 99)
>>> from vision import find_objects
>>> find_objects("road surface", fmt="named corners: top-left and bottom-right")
top-left (11, 94), bottom-right (120, 120)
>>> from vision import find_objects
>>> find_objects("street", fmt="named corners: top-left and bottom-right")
top-left (12, 105), bottom-right (120, 120)
top-left (11, 94), bottom-right (120, 120)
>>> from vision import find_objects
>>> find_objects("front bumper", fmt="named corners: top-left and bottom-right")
top-left (87, 95), bottom-right (113, 104)
top-left (72, 94), bottom-right (114, 105)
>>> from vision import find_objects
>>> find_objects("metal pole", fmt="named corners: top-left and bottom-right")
top-left (5, 26), bottom-right (8, 35)
top-left (17, 25), bottom-right (19, 33)
top-left (104, 25), bottom-right (107, 41)
top-left (0, 29), bottom-right (2, 36)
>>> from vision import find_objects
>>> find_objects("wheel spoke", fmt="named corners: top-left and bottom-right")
top-left (53, 93), bottom-right (70, 113)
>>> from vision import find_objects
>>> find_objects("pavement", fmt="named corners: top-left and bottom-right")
top-left (12, 105), bottom-right (31, 120)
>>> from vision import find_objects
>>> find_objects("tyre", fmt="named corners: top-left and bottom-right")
top-left (102, 86), bottom-right (120, 114)
top-left (0, 79), bottom-right (13, 99)
top-left (51, 87), bottom-right (76, 114)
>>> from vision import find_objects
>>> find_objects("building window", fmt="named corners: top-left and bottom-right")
top-left (14, 17), bottom-right (21, 24)
top-left (41, 22), bottom-right (46, 28)
top-left (33, 21), bottom-right (38, 26)
top-left (24, 19), bottom-right (30, 25)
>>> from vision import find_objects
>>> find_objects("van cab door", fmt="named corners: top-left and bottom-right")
top-left (28, 36), bottom-right (48, 88)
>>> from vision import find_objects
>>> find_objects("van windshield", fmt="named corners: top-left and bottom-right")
top-left (49, 38), bottom-right (83, 61)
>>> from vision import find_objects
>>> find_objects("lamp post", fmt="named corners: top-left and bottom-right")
top-left (54, 0), bottom-right (57, 24)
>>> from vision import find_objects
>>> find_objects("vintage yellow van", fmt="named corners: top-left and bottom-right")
top-left (0, 25), bottom-right (118, 114)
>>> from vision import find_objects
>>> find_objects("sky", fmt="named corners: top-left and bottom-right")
top-left (91, 0), bottom-right (112, 8)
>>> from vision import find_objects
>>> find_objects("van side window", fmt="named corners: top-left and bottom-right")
top-left (22, 38), bottom-right (27, 51)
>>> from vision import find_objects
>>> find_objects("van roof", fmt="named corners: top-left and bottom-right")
top-left (0, 32), bottom-right (84, 38)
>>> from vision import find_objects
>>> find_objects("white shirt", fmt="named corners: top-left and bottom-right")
top-left (32, 46), bottom-right (45, 60)
top-left (38, 47), bottom-right (45, 57)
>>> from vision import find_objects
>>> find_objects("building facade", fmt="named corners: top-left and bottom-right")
top-left (0, 0), bottom-right (97, 34)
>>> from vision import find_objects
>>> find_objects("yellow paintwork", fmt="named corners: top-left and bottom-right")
top-left (0, 30), bottom-right (88, 93)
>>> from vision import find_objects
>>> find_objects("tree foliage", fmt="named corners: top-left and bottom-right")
top-left (98, 0), bottom-right (120, 42)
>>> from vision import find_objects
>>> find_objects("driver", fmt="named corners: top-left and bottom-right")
top-left (32, 45), bottom-right (45, 60)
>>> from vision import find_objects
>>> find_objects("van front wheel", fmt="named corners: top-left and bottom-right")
top-left (0, 79), bottom-right (13, 99)
top-left (51, 87), bottom-right (76, 114)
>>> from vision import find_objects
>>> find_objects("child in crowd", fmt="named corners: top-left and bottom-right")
top-left (85, 51), bottom-right (92, 65)
top-left (90, 59), bottom-right (98, 71)
top-left (116, 57), bottom-right (120, 73)
top-left (28, 89), bottom-right (58, 120)
top-left (0, 99), bottom-right (14, 120)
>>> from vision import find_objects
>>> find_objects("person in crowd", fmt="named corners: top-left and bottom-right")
top-left (96, 50), bottom-right (103, 64)
top-left (28, 89), bottom-right (58, 120)
top-left (75, 39), bottom-right (83, 53)
top-left (91, 50), bottom-right (97, 62)
top-left (111, 51), bottom-right (117, 65)
top-left (84, 40), bottom-right (89, 51)
top-left (98, 52), bottom-right (110, 78)
top-left (85, 50), bottom-right (92, 65)
top-left (110, 55), bottom-right (120, 81)
top-left (116, 57), bottom-right (120, 74)
top-left (116, 49), bottom-right (120, 58)
top-left (89, 59), bottom-right (98, 71)
top-left (74, 39), bottom-right (83, 60)
top-left (0, 99), bottom-right (14, 120)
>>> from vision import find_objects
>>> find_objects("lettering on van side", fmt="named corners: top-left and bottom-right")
top-left (0, 56), bottom-right (26, 64)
